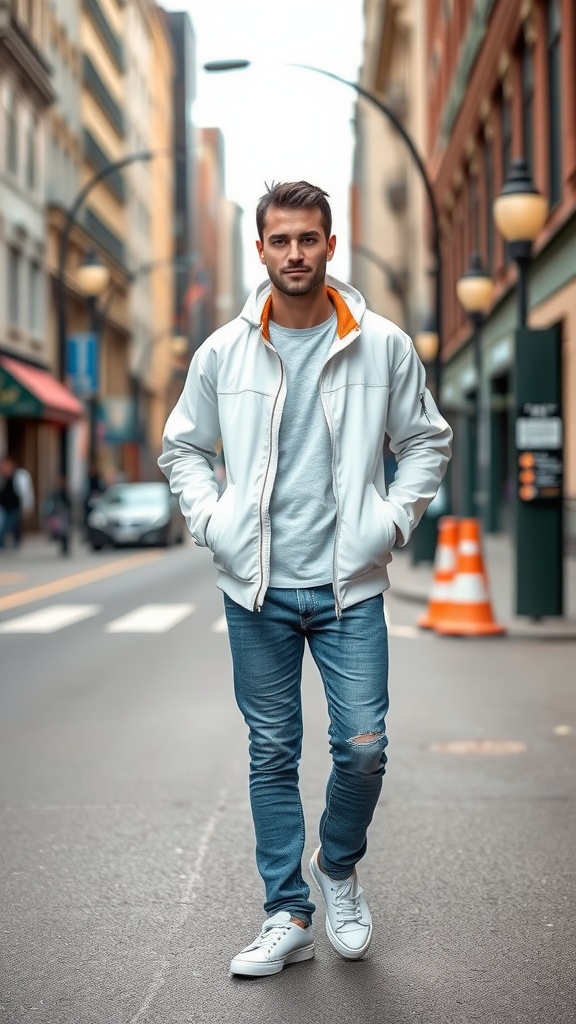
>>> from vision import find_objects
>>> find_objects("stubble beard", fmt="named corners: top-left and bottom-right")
top-left (267, 261), bottom-right (327, 297)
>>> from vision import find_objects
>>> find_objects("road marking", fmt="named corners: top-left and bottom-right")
top-left (0, 572), bottom-right (26, 585)
top-left (129, 787), bottom-right (228, 1024)
top-left (389, 624), bottom-right (422, 639)
top-left (0, 604), bottom-right (101, 633)
top-left (430, 739), bottom-right (527, 755)
top-left (0, 551), bottom-right (162, 613)
top-left (211, 614), bottom-right (228, 633)
top-left (105, 603), bottom-right (196, 633)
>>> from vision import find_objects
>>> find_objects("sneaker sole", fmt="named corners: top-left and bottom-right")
top-left (229, 944), bottom-right (315, 977)
top-left (309, 854), bottom-right (372, 961)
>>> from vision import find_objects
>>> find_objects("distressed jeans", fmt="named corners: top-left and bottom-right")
top-left (223, 584), bottom-right (389, 926)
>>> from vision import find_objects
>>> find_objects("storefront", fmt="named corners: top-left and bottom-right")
top-left (0, 355), bottom-right (83, 529)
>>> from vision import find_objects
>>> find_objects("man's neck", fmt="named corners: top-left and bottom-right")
top-left (269, 284), bottom-right (334, 330)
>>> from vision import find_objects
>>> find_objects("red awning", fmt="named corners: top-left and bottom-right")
top-left (0, 355), bottom-right (83, 425)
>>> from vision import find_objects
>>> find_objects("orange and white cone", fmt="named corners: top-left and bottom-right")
top-left (417, 516), bottom-right (459, 630)
top-left (434, 518), bottom-right (506, 636)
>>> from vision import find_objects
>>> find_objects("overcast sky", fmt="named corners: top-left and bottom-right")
top-left (161, 0), bottom-right (365, 290)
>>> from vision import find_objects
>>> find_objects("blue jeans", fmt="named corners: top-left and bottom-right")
top-left (224, 584), bottom-right (389, 926)
top-left (0, 508), bottom-right (22, 549)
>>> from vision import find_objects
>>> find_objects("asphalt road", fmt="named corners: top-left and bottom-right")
top-left (0, 542), bottom-right (575, 1023)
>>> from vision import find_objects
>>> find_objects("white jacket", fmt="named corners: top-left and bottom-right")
top-left (159, 276), bottom-right (452, 613)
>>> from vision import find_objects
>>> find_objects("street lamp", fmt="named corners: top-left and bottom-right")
top-left (204, 58), bottom-right (444, 406)
top-left (76, 251), bottom-right (110, 470)
top-left (492, 158), bottom-right (563, 619)
top-left (493, 157), bottom-right (548, 328)
top-left (456, 253), bottom-right (495, 524)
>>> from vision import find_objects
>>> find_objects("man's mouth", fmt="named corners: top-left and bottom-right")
top-left (283, 267), bottom-right (310, 274)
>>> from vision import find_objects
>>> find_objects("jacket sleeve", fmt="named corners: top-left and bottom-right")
top-left (158, 346), bottom-right (220, 546)
top-left (385, 333), bottom-right (452, 546)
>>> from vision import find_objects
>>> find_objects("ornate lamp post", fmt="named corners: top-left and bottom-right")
top-left (493, 158), bottom-right (548, 328)
top-left (492, 158), bottom-right (563, 618)
top-left (456, 254), bottom-right (495, 524)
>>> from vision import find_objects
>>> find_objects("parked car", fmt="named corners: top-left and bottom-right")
top-left (87, 481), bottom-right (185, 550)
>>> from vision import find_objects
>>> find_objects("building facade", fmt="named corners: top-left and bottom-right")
top-left (0, 0), bottom-right (84, 525)
top-left (426, 0), bottom-right (576, 545)
top-left (353, 0), bottom-right (431, 341)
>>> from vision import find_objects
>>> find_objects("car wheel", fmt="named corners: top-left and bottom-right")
top-left (91, 541), bottom-right (103, 551)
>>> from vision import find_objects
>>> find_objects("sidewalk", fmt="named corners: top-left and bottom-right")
top-left (389, 531), bottom-right (576, 640)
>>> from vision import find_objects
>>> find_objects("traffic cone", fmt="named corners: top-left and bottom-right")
top-left (417, 516), bottom-right (459, 630)
top-left (434, 518), bottom-right (506, 636)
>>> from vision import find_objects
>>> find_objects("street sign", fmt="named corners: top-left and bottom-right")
top-left (514, 327), bottom-right (563, 618)
top-left (67, 333), bottom-right (98, 397)
top-left (516, 402), bottom-right (563, 502)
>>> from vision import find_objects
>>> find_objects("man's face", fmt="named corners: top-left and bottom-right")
top-left (256, 206), bottom-right (336, 297)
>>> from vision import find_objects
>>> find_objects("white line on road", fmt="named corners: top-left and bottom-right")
top-left (389, 624), bottom-right (423, 639)
top-left (0, 604), bottom-right (101, 633)
top-left (105, 603), bottom-right (196, 633)
top-left (129, 787), bottom-right (228, 1024)
top-left (211, 614), bottom-right (228, 634)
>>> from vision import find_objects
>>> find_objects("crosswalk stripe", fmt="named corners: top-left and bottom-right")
top-left (211, 614), bottom-right (228, 634)
top-left (0, 605), bottom-right (101, 633)
top-left (105, 604), bottom-right (196, 633)
top-left (389, 624), bottom-right (422, 639)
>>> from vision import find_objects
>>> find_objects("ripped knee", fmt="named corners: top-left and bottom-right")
top-left (350, 731), bottom-right (383, 744)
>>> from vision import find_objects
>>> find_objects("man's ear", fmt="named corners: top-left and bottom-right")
top-left (256, 240), bottom-right (266, 264)
top-left (326, 234), bottom-right (336, 262)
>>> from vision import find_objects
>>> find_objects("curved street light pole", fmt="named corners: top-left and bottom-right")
top-left (56, 146), bottom-right (183, 476)
top-left (204, 60), bottom-right (443, 402)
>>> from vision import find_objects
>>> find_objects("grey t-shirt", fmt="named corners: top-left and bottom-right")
top-left (268, 312), bottom-right (337, 587)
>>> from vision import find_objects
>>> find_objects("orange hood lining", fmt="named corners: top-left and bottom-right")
top-left (260, 287), bottom-right (359, 342)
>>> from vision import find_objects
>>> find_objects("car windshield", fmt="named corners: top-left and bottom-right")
top-left (103, 484), bottom-right (168, 507)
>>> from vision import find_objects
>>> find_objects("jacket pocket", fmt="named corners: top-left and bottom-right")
top-left (339, 484), bottom-right (396, 582)
top-left (205, 484), bottom-right (257, 582)
top-left (205, 483), bottom-right (234, 553)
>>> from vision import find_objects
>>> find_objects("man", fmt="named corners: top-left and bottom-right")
top-left (159, 181), bottom-right (452, 976)
top-left (0, 456), bottom-right (26, 549)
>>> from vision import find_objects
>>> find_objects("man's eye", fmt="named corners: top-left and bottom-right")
top-left (303, 237), bottom-right (317, 244)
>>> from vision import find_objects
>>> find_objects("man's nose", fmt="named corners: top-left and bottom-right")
top-left (287, 242), bottom-right (304, 262)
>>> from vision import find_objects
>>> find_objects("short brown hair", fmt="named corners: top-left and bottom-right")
top-left (256, 181), bottom-right (332, 241)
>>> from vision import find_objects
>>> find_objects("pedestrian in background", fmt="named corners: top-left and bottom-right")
top-left (159, 181), bottom-right (452, 976)
top-left (43, 474), bottom-right (72, 555)
top-left (0, 456), bottom-right (25, 550)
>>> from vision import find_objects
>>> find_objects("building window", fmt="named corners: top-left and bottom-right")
top-left (5, 88), bottom-right (18, 175)
top-left (7, 248), bottom-right (21, 328)
top-left (28, 262), bottom-right (42, 334)
top-left (547, 0), bottom-right (562, 206)
top-left (521, 40), bottom-right (534, 175)
top-left (25, 114), bottom-right (37, 190)
top-left (483, 136), bottom-right (495, 273)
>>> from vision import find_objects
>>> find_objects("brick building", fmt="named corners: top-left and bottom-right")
top-left (426, 0), bottom-right (575, 542)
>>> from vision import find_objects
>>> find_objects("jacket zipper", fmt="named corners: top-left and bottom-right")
top-left (320, 383), bottom-right (342, 619)
top-left (254, 356), bottom-right (284, 610)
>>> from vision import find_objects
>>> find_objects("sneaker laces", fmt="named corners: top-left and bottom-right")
top-left (331, 877), bottom-right (364, 926)
top-left (246, 920), bottom-right (291, 955)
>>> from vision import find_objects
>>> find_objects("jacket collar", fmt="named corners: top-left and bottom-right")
top-left (259, 286), bottom-right (359, 343)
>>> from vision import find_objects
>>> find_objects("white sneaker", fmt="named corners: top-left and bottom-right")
top-left (309, 848), bottom-right (372, 959)
top-left (229, 911), bottom-right (315, 977)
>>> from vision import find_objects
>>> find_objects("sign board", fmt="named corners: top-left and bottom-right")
top-left (100, 397), bottom-right (136, 442)
top-left (515, 402), bottom-right (563, 502)
top-left (67, 333), bottom-right (98, 397)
